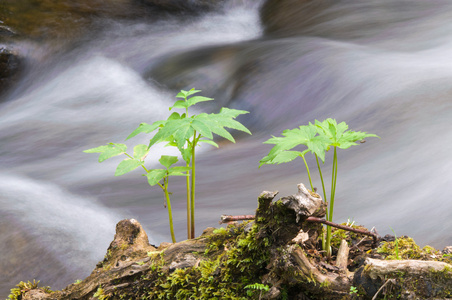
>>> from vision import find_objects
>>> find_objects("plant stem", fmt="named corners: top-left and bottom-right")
top-left (186, 161), bottom-right (191, 239)
top-left (325, 146), bottom-right (338, 257)
top-left (315, 154), bottom-right (328, 220)
top-left (329, 146), bottom-right (338, 222)
top-left (163, 177), bottom-right (176, 243)
top-left (301, 155), bottom-right (314, 191)
top-left (315, 154), bottom-right (329, 252)
top-left (190, 131), bottom-right (197, 239)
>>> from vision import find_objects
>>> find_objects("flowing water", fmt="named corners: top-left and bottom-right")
top-left (2, 0), bottom-right (452, 296)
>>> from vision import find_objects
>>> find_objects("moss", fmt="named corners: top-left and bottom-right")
top-left (329, 223), bottom-right (371, 250)
top-left (7, 280), bottom-right (53, 300)
top-left (376, 237), bottom-right (446, 261)
top-left (103, 221), bottom-right (272, 300)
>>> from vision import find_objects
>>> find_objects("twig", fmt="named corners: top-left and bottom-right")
top-left (372, 279), bottom-right (395, 300)
top-left (306, 217), bottom-right (380, 242)
top-left (219, 215), bottom-right (255, 224)
top-left (219, 215), bottom-right (380, 242)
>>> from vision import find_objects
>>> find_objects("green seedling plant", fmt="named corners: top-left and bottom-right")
top-left (390, 227), bottom-right (400, 260)
top-left (85, 89), bottom-right (251, 242)
top-left (259, 118), bottom-right (378, 257)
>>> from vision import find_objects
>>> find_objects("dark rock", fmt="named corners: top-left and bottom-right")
top-left (138, 0), bottom-right (227, 12)
top-left (0, 47), bottom-right (23, 99)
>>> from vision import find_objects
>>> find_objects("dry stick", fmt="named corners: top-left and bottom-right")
top-left (306, 217), bottom-right (380, 242)
top-left (219, 215), bottom-right (380, 242)
top-left (372, 279), bottom-right (396, 300)
top-left (219, 215), bottom-right (256, 224)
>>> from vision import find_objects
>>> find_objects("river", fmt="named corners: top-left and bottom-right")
top-left (1, 0), bottom-right (452, 296)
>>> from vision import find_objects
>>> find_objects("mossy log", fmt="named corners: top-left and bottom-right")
top-left (10, 183), bottom-right (452, 300)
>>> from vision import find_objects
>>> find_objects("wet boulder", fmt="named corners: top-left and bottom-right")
top-left (0, 47), bottom-right (23, 98)
top-left (138, 0), bottom-right (227, 12)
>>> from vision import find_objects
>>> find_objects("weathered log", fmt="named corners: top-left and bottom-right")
top-left (336, 239), bottom-right (349, 270)
top-left (354, 258), bottom-right (452, 299)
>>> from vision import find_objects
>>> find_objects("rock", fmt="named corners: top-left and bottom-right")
top-left (0, 47), bottom-right (23, 98)
top-left (138, 0), bottom-right (227, 12)
top-left (260, 0), bottom-right (331, 37)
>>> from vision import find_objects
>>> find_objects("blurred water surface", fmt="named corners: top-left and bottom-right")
top-left (2, 0), bottom-right (452, 296)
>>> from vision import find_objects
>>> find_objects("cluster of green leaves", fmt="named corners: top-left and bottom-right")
top-left (259, 118), bottom-right (378, 256)
top-left (244, 283), bottom-right (270, 297)
top-left (85, 89), bottom-right (251, 242)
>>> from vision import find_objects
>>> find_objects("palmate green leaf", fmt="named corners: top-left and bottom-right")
top-left (315, 118), bottom-right (346, 147)
top-left (195, 113), bottom-right (235, 142)
top-left (145, 169), bottom-right (166, 186)
top-left (214, 109), bottom-right (251, 135)
top-left (315, 118), bottom-right (379, 150)
top-left (126, 121), bottom-right (166, 140)
top-left (193, 109), bottom-right (251, 143)
top-left (115, 158), bottom-right (143, 176)
top-left (262, 124), bottom-right (329, 164)
top-left (148, 118), bottom-right (187, 148)
top-left (83, 143), bottom-right (127, 162)
top-left (191, 118), bottom-right (213, 140)
top-left (159, 155), bottom-right (179, 169)
top-left (337, 131), bottom-right (379, 149)
top-left (173, 121), bottom-right (195, 149)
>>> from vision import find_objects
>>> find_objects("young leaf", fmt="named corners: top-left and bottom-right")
top-left (259, 150), bottom-right (304, 167)
top-left (173, 120), bottom-right (195, 149)
top-left (159, 155), bottom-right (179, 169)
top-left (315, 118), bottom-right (379, 150)
top-left (198, 139), bottom-right (219, 148)
top-left (193, 113), bottom-right (235, 143)
top-left (168, 166), bottom-right (192, 176)
top-left (176, 88), bottom-right (201, 99)
top-left (213, 108), bottom-right (252, 135)
top-left (186, 95), bottom-right (214, 107)
top-left (115, 158), bottom-right (143, 176)
top-left (133, 144), bottom-right (149, 161)
top-left (145, 169), bottom-right (166, 186)
top-left (260, 125), bottom-right (328, 165)
top-left (84, 145), bottom-right (111, 153)
top-left (191, 118), bottom-right (213, 140)
top-left (148, 118), bottom-right (186, 148)
top-left (169, 100), bottom-right (188, 110)
top-left (126, 121), bottom-right (166, 140)
top-left (84, 143), bottom-right (127, 162)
